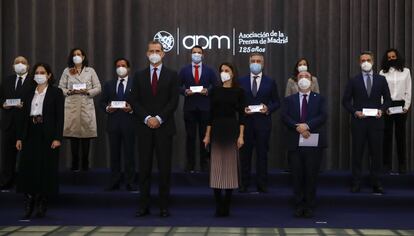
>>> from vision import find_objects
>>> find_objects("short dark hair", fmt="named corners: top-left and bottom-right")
top-left (114, 58), bottom-right (130, 68)
top-left (381, 48), bottom-right (405, 73)
top-left (31, 63), bottom-right (55, 85)
top-left (67, 48), bottom-right (89, 68)
top-left (148, 41), bottom-right (164, 52)
top-left (191, 45), bottom-right (204, 53)
top-left (360, 51), bottom-right (375, 61)
top-left (292, 58), bottom-right (312, 80)
top-left (218, 62), bottom-right (239, 88)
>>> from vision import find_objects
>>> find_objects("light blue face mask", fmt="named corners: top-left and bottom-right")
top-left (192, 53), bottom-right (202, 64)
top-left (250, 63), bottom-right (262, 75)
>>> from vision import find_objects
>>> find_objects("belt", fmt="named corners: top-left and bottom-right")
top-left (30, 115), bottom-right (43, 124)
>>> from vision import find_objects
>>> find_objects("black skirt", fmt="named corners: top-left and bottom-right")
top-left (16, 122), bottom-right (60, 195)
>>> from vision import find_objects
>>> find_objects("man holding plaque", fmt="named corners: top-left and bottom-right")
top-left (342, 51), bottom-right (391, 194)
top-left (238, 53), bottom-right (280, 193)
top-left (281, 71), bottom-right (326, 218)
top-left (0, 56), bottom-right (35, 190)
top-left (179, 45), bottom-right (218, 173)
top-left (100, 58), bottom-right (137, 192)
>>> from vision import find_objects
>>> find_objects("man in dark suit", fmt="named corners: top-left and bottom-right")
top-left (282, 71), bottom-right (327, 218)
top-left (179, 45), bottom-right (218, 173)
top-left (132, 41), bottom-right (179, 217)
top-left (342, 51), bottom-right (391, 194)
top-left (100, 58), bottom-right (137, 192)
top-left (238, 53), bottom-right (280, 193)
top-left (0, 56), bottom-right (35, 190)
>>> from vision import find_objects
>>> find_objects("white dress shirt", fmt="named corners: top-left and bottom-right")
top-left (380, 67), bottom-right (412, 110)
top-left (15, 73), bottom-right (28, 89)
top-left (192, 62), bottom-right (203, 78)
top-left (116, 76), bottom-right (128, 93)
top-left (30, 86), bottom-right (48, 116)
top-left (250, 72), bottom-right (263, 90)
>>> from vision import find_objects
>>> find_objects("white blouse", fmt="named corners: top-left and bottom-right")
top-left (380, 67), bottom-right (412, 110)
top-left (30, 86), bottom-right (48, 116)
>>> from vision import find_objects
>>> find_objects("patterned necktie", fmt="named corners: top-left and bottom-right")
top-left (152, 67), bottom-right (158, 96)
top-left (194, 65), bottom-right (200, 85)
top-left (117, 79), bottom-right (125, 100)
top-left (301, 94), bottom-right (308, 122)
top-left (252, 76), bottom-right (259, 97)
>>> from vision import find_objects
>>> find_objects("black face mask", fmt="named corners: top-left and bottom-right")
top-left (387, 59), bottom-right (398, 68)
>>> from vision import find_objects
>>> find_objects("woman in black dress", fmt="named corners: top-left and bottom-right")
top-left (16, 63), bottom-right (64, 220)
top-left (203, 62), bottom-right (245, 217)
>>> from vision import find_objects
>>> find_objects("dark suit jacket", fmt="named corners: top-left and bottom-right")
top-left (17, 86), bottom-right (64, 143)
top-left (0, 75), bottom-right (36, 130)
top-left (100, 77), bottom-right (137, 132)
top-left (131, 65), bottom-right (179, 136)
top-left (238, 74), bottom-right (280, 131)
top-left (342, 73), bottom-right (391, 127)
top-left (282, 92), bottom-right (327, 150)
top-left (179, 64), bottom-right (218, 111)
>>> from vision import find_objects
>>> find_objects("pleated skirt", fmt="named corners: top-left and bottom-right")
top-left (209, 142), bottom-right (239, 189)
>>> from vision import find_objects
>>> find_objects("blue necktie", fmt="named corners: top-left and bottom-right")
top-left (117, 79), bottom-right (125, 100)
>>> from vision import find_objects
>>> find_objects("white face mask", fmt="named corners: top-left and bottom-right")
top-left (220, 72), bottom-right (231, 83)
top-left (191, 53), bottom-right (202, 64)
top-left (116, 66), bottom-right (128, 77)
top-left (297, 65), bottom-right (308, 72)
top-left (34, 74), bottom-right (48, 85)
top-left (73, 55), bottom-right (83, 64)
top-left (148, 53), bottom-right (162, 64)
top-left (361, 61), bottom-right (373, 72)
top-left (298, 78), bottom-right (311, 90)
top-left (14, 63), bottom-right (28, 75)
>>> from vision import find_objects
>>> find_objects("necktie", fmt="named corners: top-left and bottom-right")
top-left (252, 76), bottom-right (259, 97)
top-left (301, 94), bottom-right (308, 122)
top-left (366, 74), bottom-right (372, 96)
top-left (152, 67), bottom-right (158, 96)
top-left (16, 77), bottom-right (23, 91)
top-left (117, 79), bottom-right (125, 100)
top-left (194, 65), bottom-right (200, 85)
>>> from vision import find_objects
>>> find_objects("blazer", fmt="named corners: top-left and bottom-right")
top-left (282, 92), bottom-right (327, 150)
top-left (100, 76), bottom-right (137, 132)
top-left (131, 65), bottom-right (179, 136)
top-left (342, 73), bottom-right (391, 123)
top-left (17, 86), bottom-right (64, 143)
top-left (179, 63), bottom-right (218, 111)
top-left (238, 74), bottom-right (280, 131)
top-left (0, 74), bottom-right (36, 130)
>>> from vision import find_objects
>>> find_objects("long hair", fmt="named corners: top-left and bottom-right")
top-left (31, 63), bottom-right (55, 85)
top-left (292, 58), bottom-right (312, 81)
top-left (381, 48), bottom-right (405, 73)
top-left (218, 62), bottom-right (239, 88)
top-left (67, 47), bottom-right (89, 68)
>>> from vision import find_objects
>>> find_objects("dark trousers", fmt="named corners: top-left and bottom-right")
top-left (289, 148), bottom-right (322, 209)
top-left (1, 127), bottom-right (18, 187)
top-left (108, 128), bottom-right (136, 186)
top-left (138, 129), bottom-right (172, 210)
top-left (383, 101), bottom-right (407, 170)
top-left (184, 110), bottom-right (209, 171)
top-left (70, 138), bottom-right (91, 170)
top-left (240, 127), bottom-right (270, 188)
top-left (351, 118), bottom-right (383, 186)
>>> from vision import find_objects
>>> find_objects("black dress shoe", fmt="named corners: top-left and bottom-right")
top-left (238, 186), bottom-right (248, 193)
top-left (160, 209), bottom-right (170, 217)
top-left (257, 186), bottom-right (268, 193)
top-left (294, 207), bottom-right (304, 217)
top-left (350, 184), bottom-right (361, 193)
top-left (104, 183), bottom-right (120, 191)
top-left (373, 185), bottom-right (384, 194)
top-left (135, 208), bottom-right (150, 217)
top-left (125, 184), bottom-right (138, 192)
top-left (303, 208), bottom-right (314, 218)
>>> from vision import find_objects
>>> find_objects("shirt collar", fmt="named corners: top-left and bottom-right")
top-left (362, 70), bottom-right (373, 77)
top-left (299, 91), bottom-right (311, 97)
top-left (150, 64), bottom-right (163, 72)
top-left (251, 72), bottom-right (263, 79)
top-left (118, 76), bottom-right (128, 82)
top-left (35, 85), bottom-right (48, 95)
top-left (16, 73), bottom-right (28, 79)
top-left (192, 62), bottom-right (202, 68)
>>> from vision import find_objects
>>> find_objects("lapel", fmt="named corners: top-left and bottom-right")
top-left (110, 79), bottom-right (118, 98)
top-left (158, 66), bottom-right (167, 88)
top-left (294, 93), bottom-right (301, 121)
top-left (125, 76), bottom-right (133, 97)
top-left (42, 86), bottom-right (52, 115)
top-left (307, 92), bottom-right (317, 116)
top-left (256, 75), bottom-right (267, 97)
top-left (357, 73), bottom-right (370, 98)
top-left (144, 67), bottom-right (152, 91)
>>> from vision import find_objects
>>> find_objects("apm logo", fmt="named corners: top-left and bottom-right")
top-left (154, 28), bottom-right (233, 55)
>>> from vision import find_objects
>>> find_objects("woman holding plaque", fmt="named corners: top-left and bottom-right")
top-left (203, 62), bottom-right (245, 217)
top-left (58, 48), bottom-right (101, 171)
top-left (380, 49), bottom-right (412, 174)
